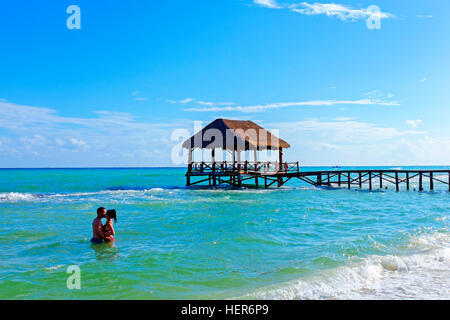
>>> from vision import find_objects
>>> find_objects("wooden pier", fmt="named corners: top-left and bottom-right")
top-left (186, 163), bottom-right (450, 192)
top-left (182, 118), bottom-right (449, 192)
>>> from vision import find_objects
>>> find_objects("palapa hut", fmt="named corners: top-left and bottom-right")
top-left (182, 118), bottom-right (290, 171)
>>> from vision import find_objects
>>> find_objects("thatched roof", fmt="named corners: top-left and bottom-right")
top-left (182, 119), bottom-right (290, 150)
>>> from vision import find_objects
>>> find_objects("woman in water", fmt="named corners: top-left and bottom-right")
top-left (103, 209), bottom-right (117, 242)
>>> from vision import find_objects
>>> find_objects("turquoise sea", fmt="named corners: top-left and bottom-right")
top-left (0, 167), bottom-right (449, 299)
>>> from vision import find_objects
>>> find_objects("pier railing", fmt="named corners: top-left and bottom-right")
top-left (188, 161), bottom-right (300, 174)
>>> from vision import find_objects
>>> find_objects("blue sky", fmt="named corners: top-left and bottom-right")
top-left (0, 0), bottom-right (449, 167)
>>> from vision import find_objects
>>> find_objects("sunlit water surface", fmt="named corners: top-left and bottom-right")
top-left (0, 167), bottom-right (449, 299)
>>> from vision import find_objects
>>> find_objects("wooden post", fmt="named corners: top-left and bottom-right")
top-left (237, 174), bottom-right (242, 187)
top-left (254, 149), bottom-right (257, 165)
top-left (419, 172), bottom-right (423, 192)
top-left (395, 172), bottom-right (399, 192)
top-left (188, 148), bottom-right (193, 173)
top-left (244, 160), bottom-right (248, 173)
top-left (264, 176), bottom-right (267, 189)
top-left (255, 176), bottom-right (259, 187)
top-left (359, 172), bottom-right (362, 188)
top-left (327, 173), bottom-right (331, 187)
top-left (448, 171), bottom-right (450, 192)
top-left (338, 173), bottom-right (341, 187)
top-left (369, 172), bottom-right (372, 191)
top-left (348, 172), bottom-right (351, 189)
top-left (430, 172), bottom-right (434, 191)
top-left (317, 174), bottom-right (322, 186)
top-left (406, 172), bottom-right (410, 191)
top-left (379, 172), bottom-right (383, 189)
top-left (297, 161), bottom-right (299, 172)
top-left (279, 148), bottom-right (283, 172)
top-left (278, 177), bottom-right (282, 187)
top-left (186, 175), bottom-right (190, 186)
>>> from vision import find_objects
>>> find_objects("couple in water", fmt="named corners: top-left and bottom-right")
top-left (91, 207), bottom-right (117, 243)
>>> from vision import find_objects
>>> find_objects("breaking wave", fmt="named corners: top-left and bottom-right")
top-left (0, 188), bottom-right (172, 203)
top-left (244, 231), bottom-right (450, 300)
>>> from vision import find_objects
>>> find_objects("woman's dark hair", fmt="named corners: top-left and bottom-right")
top-left (106, 209), bottom-right (117, 223)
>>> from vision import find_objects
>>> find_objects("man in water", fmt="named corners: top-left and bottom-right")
top-left (91, 207), bottom-right (106, 243)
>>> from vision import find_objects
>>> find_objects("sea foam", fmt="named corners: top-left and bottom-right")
top-left (0, 192), bottom-right (38, 202)
top-left (243, 231), bottom-right (450, 300)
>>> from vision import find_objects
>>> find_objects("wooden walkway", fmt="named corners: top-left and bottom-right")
top-left (186, 162), bottom-right (450, 191)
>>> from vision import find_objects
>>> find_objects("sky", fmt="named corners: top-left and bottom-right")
top-left (0, 0), bottom-right (449, 167)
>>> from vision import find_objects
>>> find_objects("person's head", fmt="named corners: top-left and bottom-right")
top-left (97, 207), bottom-right (106, 218)
top-left (106, 209), bottom-right (117, 223)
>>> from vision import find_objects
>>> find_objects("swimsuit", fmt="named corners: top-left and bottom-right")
top-left (90, 237), bottom-right (103, 244)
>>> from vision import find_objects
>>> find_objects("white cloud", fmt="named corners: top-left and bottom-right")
top-left (420, 78), bottom-right (427, 83)
top-left (183, 98), bottom-right (400, 113)
top-left (253, 0), bottom-right (281, 9)
top-left (290, 3), bottom-right (394, 21)
top-left (333, 117), bottom-right (354, 121)
top-left (253, 2), bottom-right (394, 22)
top-left (364, 89), bottom-right (378, 97)
top-left (168, 98), bottom-right (235, 107)
top-left (263, 119), bottom-right (443, 166)
top-left (70, 138), bottom-right (89, 148)
top-left (271, 119), bottom-right (425, 145)
top-left (0, 101), bottom-right (189, 167)
top-left (167, 98), bottom-right (194, 104)
top-left (406, 119), bottom-right (423, 128)
top-left (416, 15), bottom-right (434, 19)
top-left (132, 91), bottom-right (147, 101)
top-left (196, 100), bottom-right (235, 107)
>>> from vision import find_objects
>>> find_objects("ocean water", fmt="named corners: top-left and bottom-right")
top-left (0, 167), bottom-right (449, 300)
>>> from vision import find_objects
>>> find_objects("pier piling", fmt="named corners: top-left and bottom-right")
top-left (430, 172), bottom-right (434, 191)
top-left (406, 172), bottom-right (410, 191)
top-left (395, 172), bottom-right (399, 192)
top-left (348, 172), bottom-right (351, 189)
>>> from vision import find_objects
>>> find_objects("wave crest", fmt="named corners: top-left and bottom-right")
top-left (243, 231), bottom-right (450, 300)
